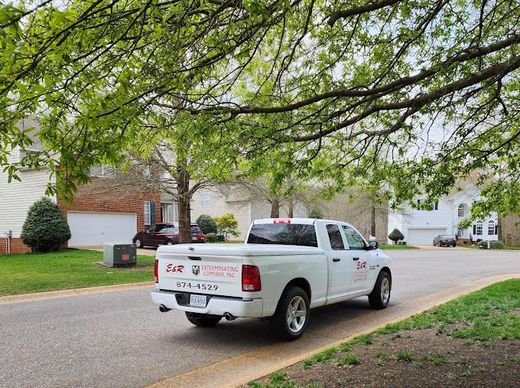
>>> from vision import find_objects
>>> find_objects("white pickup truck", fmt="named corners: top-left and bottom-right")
top-left (152, 218), bottom-right (392, 340)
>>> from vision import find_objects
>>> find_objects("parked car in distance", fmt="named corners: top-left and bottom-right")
top-left (133, 223), bottom-right (205, 248)
top-left (433, 234), bottom-right (457, 247)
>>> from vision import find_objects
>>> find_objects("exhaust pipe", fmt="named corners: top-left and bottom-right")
top-left (224, 312), bottom-right (237, 321)
top-left (159, 304), bottom-right (171, 313)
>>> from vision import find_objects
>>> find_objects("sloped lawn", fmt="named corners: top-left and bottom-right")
top-left (0, 249), bottom-right (154, 296)
top-left (250, 279), bottom-right (520, 387)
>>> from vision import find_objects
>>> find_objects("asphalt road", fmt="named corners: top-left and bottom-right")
top-left (1, 248), bottom-right (519, 388)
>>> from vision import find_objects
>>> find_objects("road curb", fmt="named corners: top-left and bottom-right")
top-left (0, 282), bottom-right (154, 305)
top-left (148, 273), bottom-right (520, 388)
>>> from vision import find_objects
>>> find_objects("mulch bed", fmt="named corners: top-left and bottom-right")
top-left (254, 328), bottom-right (520, 387)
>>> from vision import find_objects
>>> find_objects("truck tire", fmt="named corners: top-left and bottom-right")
top-left (185, 312), bottom-right (222, 327)
top-left (270, 286), bottom-right (310, 340)
top-left (368, 271), bottom-right (391, 309)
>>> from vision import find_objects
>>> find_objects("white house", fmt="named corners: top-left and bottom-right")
top-left (388, 184), bottom-right (498, 245)
top-left (1, 119), bottom-right (161, 253)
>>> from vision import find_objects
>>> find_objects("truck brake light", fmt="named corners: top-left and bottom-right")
top-left (154, 258), bottom-right (158, 283)
top-left (274, 218), bottom-right (291, 224)
top-left (242, 265), bottom-right (261, 292)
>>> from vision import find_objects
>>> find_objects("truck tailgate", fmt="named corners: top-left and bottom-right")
top-left (157, 250), bottom-right (243, 298)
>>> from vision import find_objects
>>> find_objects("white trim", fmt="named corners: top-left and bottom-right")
top-left (144, 201), bottom-right (151, 225)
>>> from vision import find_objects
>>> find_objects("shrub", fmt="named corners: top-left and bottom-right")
top-left (388, 228), bottom-right (404, 244)
top-left (478, 240), bottom-right (505, 249)
top-left (215, 213), bottom-right (240, 240)
top-left (21, 197), bottom-right (71, 252)
top-left (196, 214), bottom-right (217, 234)
top-left (205, 233), bottom-right (218, 243)
top-left (491, 240), bottom-right (505, 249)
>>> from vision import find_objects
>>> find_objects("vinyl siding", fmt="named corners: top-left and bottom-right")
top-left (0, 150), bottom-right (53, 238)
top-left (191, 188), bottom-right (252, 240)
top-left (191, 188), bottom-right (308, 240)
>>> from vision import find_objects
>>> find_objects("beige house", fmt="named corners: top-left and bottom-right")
top-left (160, 185), bottom-right (387, 242)
top-left (161, 186), bottom-right (307, 240)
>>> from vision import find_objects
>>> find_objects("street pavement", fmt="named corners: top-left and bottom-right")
top-left (0, 248), bottom-right (519, 388)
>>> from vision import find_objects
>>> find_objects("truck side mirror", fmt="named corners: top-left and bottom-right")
top-left (368, 240), bottom-right (378, 250)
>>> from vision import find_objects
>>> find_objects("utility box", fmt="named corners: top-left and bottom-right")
top-left (103, 243), bottom-right (137, 267)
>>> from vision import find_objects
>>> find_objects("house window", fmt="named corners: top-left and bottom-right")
top-left (144, 201), bottom-right (151, 225)
top-left (458, 203), bottom-right (467, 218)
top-left (475, 221), bottom-right (483, 235)
top-left (488, 221), bottom-right (495, 235)
top-left (201, 192), bottom-right (211, 207)
top-left (89, 165), bottom-right (120, 177)
top-left (433, 201), bottom-right (439, 211)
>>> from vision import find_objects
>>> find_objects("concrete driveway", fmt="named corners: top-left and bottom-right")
top-left (0, 249), bottom-right (519, 387)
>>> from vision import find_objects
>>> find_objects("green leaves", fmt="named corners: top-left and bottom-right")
top-left (0, 0), bottom-right (517, 219)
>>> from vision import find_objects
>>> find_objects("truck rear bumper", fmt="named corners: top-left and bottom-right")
top-left (151, 290), bottom-right (264, 318)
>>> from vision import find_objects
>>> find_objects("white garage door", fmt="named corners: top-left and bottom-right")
top-left (407, 228), bottom-right (447, 245)
top-left (67, 212), bottom-right (137, 247)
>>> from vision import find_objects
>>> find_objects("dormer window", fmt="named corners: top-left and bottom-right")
top-left (458, 203), bottom-right (467, 218)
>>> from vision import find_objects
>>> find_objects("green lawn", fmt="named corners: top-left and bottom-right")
top-left (0, 249), bottom-right (154, 297)
top-left (251, 278), bottom-right (520, 387)
top-left (380, 244), bottom-right (419, 250)
top-left (376, 278), bottom-right (520, 340)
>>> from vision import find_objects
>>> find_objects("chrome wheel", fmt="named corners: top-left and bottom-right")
top-left (286, 296), bottom-right (307, 333)
top-left (381, 277), bottom-right (390, 305)
top-left (167, 240), bottom-right (173, 246)
top-left (134, 239), bottom-right (141, 248)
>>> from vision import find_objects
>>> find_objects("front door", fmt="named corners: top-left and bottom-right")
top-left (326, 223), bottom-right (354, 301)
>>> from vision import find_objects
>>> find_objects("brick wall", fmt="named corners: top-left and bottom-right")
top-left (58, 180), bottom-right (161, 233)
top-left (0, 237), bottom-right (32, 254)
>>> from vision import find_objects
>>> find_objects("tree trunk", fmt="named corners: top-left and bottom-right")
top-left (270, 198), bottom-right (280, 218)
top-left (177, 158), bottom-right (192, 243)
top-left (288, 199), bottom-right (294, 218)
top-left (370, 202), bottom-right (376, 237)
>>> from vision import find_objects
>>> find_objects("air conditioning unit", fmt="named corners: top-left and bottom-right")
top-left (103, 243), bottom-right (137, 267)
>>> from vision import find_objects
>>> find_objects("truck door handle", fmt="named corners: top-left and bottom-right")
top-left (352, 257), bottom-right (360, 261)
top-left (188, 256), bottom-right (201, 261)
top-left (332, 258), bottom-right (341, 262)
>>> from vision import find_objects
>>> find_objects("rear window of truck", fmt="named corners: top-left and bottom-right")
top-left (247, 224), bottom-right (318, 247)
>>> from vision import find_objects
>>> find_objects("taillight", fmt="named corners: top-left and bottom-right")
top-left (154, 259), bottom-right (158, 283)
top-left (242, 265), bottom-right (261, 292)
top-left (197, 234), bottom-right (205, 240)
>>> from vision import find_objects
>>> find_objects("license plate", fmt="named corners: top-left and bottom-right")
top-left (189, 294), bottom-right (207, 308)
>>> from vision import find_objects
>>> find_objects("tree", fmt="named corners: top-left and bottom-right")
top-left (388, 228), bottom-right (405, 245)
top-left (214, 214), bottom-right (240, 241)
top-left (1, 0), bottom-right (518, 221)
top-left (196, 215), bottom-right (217, 234)
top-left (21, 197), bottom-right (71, 252)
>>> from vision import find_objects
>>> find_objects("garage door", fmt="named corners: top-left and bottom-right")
top-left (407, 228), bottom-right (447, 245)
top-left (67, 212), bottom-right (137, 247)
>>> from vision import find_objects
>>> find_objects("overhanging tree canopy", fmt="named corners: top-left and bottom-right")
top-left (0, 0), bottom-right (518, 219)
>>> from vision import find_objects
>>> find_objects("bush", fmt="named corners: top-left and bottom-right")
top-left (214, 213), bottom-right (240, 240)
top-left (21, 197), bottom-right (71, 252)
top-left (205, 233), bottom-right (218, 243)
top-left (388, 228), bottom-right (404, 244)
top-left (491, 240), bottom-right (505, 249)
top-left (196, 214), bottom-right (217, 234)
top-left (478, 240), bottom-right (505, 249)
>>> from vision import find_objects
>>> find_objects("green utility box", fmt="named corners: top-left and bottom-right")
top-left (103, 243), bottom-right (137, 267)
